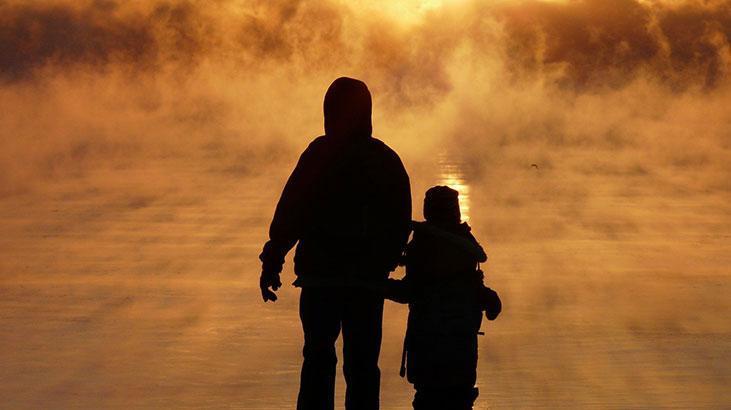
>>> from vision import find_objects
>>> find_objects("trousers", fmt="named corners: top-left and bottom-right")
top-left (412, 386), bottom-right (479, 410)
top-left (297, 286), bottom-right (384, 410)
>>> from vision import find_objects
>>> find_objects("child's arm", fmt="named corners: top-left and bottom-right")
top-left (349, 276), bottom-right (411, 304)
top-left (384, 278), bottom-right (411, 304)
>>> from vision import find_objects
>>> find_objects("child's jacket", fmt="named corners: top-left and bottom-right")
top-left (388, 221), bottom-right (488, 388)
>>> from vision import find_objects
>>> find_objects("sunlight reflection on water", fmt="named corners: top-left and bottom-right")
top-left (436, 152), bottom-right (470, 222)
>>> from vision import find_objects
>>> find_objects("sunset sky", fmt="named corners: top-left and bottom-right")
top-left (1, 0), bottom-right (729, 408)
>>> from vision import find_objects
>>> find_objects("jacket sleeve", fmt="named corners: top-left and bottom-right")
top-left (381, 152), bottom-right (412, 273)
top-left (259, 144), bottom-right (319, 275)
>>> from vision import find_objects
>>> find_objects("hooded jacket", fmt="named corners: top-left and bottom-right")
top-left (399, 221), bottom-right (487, 388)
top-left (260, 77), bottom-right (412, 286)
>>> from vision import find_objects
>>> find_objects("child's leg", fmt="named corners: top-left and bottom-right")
top-left (412, 385), bottom-right (479, 410)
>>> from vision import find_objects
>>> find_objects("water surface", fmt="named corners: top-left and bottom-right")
top-left (1, 156), bottom-right (729, 408)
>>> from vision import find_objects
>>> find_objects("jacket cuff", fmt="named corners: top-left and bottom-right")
top-left (260, 240), bottom-right (285, 274)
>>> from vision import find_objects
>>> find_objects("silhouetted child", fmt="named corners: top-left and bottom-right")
top-left (386, 186), bottom-right (501, 410)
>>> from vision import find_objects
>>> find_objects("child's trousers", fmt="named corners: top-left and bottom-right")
top-left (412, 385), bottom-right (479, 410)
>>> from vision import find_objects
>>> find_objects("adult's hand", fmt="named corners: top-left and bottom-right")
top-left (481, 286), bottom-right (502, 320)
top-left (260, 271), bottom-right (282, 302)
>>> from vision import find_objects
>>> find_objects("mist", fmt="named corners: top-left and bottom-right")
top-left (1, 0), bottom-right (730, 408)
top-left (1, 0), bottom-right (729, 192)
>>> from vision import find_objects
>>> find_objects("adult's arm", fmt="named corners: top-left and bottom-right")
top-left (259, 141), bottom-right (321, 277)
top-left (379, 150), bottom-right (412, 273)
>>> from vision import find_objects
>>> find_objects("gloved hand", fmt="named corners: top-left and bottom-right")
top-left (480, 286), bottom-right (502, 320)
top-left (260, 270), bottom-right (282, 302)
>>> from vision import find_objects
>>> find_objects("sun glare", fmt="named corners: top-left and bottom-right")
top-left (437, 153), bottom-right (471, 222)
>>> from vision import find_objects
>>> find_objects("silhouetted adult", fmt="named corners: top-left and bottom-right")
top-left (259, 77), bottom-right (411, 410)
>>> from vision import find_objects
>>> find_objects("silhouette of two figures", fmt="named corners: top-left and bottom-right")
top-left (260, 77), bottom-right (501, 410)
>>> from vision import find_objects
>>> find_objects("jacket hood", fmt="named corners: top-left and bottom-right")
top-left (323, 77), bottom-right (372, 139)
top-left (424, 185), bottom-right (461, 225)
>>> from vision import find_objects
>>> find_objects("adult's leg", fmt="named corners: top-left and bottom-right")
top-left (342, 287), bottom-right (384, 410)
top-left (297, 287), bottom-right (342, 410)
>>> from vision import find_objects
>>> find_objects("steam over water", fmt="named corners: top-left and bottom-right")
top-left (1, 0), bottom-right (730, 408)
top-left (1, 155), bottom-right (729, 408)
